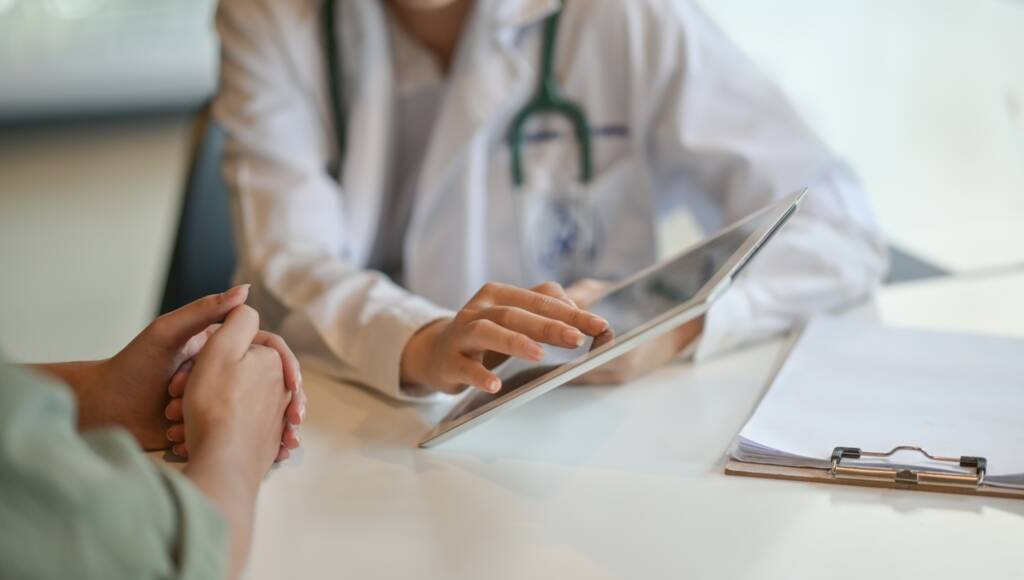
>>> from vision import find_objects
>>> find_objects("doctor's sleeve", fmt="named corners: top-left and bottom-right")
top-left (629, 0), bottom-right (889, 359)
top-left (213, 0), bottom-right (451, 400)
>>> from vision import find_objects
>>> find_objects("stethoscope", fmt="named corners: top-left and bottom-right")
top-left (322, 0), bottom-right (598, 283)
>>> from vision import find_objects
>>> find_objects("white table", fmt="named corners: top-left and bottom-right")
top-left (246, 276), bottom-right (1024, 580)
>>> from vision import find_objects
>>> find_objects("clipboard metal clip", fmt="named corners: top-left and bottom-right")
top-left (830, 446), bottom-right (987, 489)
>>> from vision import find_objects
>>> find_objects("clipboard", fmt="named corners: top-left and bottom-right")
top-left (725, 445), bottom-right (1024, 500)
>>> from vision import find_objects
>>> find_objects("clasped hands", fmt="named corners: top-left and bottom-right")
top-left (66, 285), bottom-right (305, 464)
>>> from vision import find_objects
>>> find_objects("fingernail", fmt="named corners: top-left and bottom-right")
top-left (223, 284), bottom-right (251, 301)
top-left (165, 428), bottom-right (174, 440)
top-left (589, 317), bottom-right (609, 334)
top-left (164, 407), bottom-right (173, 420)
top-left (487, 378), bottom-right (501, 393)
top-left (294, 431), bottom-right (302, 446)
top-left (563, 328), bottom-right (585, 347)
top-left (527, 343), bottom-right (545, 360)
top-left (300, 402), bottom-right (307, 421)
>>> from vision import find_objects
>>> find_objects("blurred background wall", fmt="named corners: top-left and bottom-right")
top-left (0, 0), bottom-right (1022, 362)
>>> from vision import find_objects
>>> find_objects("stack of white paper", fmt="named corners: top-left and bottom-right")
top-left (732, 317), bottom-right (1024, 489)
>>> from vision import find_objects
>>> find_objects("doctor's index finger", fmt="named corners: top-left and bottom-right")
top-left (477, 306), bottom-right (585, 349)
top-left (477, 283), bottom-right (607, 336)
top-left (204, 304), bottom-right (261, 361)
top-left (456, 319), bottom-right (546, 361)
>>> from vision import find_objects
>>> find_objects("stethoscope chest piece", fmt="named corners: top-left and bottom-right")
top-left (515, 175), bottom-right (603, 287)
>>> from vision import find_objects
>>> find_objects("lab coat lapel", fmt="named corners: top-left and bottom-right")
top-left (338, 0), bottom-right (393, 266)
top-left (406, 0), bottom-right (559, 299)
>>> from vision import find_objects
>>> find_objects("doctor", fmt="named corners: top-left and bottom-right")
top-left (213, 0), bottom-right (887, 400)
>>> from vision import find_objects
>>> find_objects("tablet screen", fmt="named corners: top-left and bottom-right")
top-left (443, 196), bottom-right (797, 421)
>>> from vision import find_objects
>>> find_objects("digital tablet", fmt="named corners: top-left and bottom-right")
top-left (419, 189), bottom-right (808, 448)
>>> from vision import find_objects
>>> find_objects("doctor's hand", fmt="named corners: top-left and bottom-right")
top-left (400, 282), bottom-right (609, 395)
top-left (567, 279), bottom-right (704, 385)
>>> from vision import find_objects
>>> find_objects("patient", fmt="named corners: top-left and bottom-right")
top-left (0, 286), bottom-right (304, 580)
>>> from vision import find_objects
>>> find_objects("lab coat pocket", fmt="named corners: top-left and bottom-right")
top-left (508, 129), bottom-right (656, 286)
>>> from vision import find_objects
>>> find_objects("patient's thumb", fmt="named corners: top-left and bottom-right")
top-left (149, 285), bottom-right (250, 347)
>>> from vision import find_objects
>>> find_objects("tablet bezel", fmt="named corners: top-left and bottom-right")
top-left (419, 189), bottom-right (807, 448)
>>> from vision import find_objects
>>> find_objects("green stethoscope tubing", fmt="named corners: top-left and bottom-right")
top-left (507, 6), bottom-right (593, 187)
top-left (323, 0), bottom-right (345, 179)
top-left (321, 0), bottom-right (594, 188)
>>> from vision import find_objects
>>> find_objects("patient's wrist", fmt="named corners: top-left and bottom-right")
top-left (31, 360), bottom-right (108, 423)
top-left (189, 433), bottom-right (265, 488)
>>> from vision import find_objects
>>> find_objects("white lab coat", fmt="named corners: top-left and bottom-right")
top-left (213, 0), bottom-right (888, 401)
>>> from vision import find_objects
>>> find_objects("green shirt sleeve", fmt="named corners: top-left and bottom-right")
top-left (0, 362), bottom-right (227, 580)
